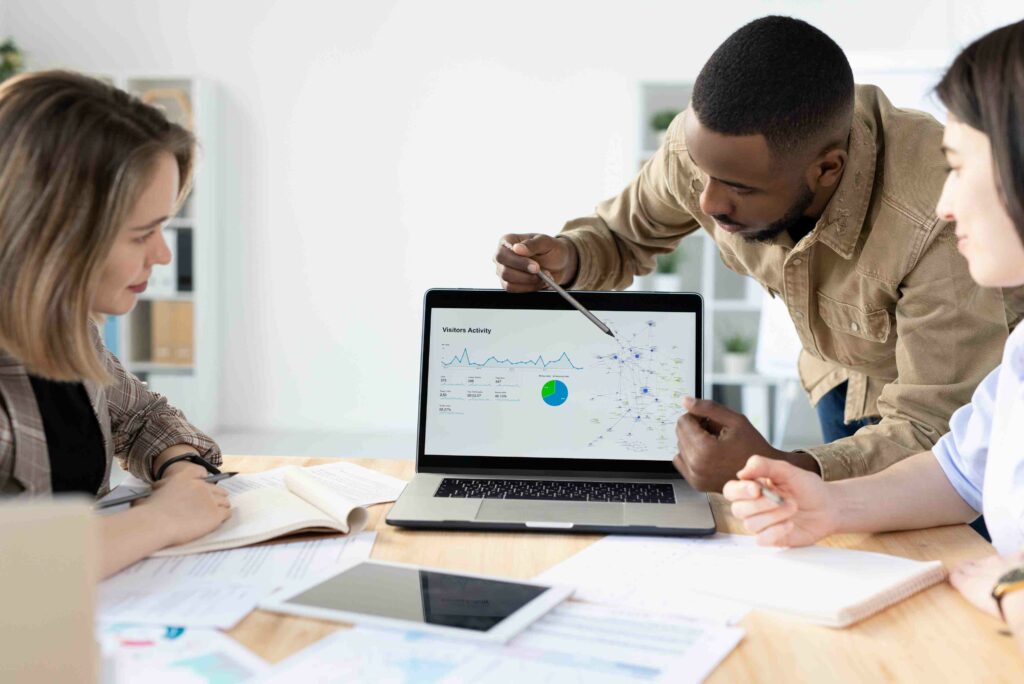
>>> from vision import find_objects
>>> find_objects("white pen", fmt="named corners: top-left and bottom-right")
top-left (760, 483), bottom-right (785, 505)
top-left (502, 240), bottom-right (615, 338)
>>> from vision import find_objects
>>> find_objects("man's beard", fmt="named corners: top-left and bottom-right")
top-left (743, 184), bottom-right (816, 244)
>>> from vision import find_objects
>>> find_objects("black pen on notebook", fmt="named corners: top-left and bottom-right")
top-left (95, 471), bottom-right (238, 509)
top-left (502, 240), bottom-right (615, 338)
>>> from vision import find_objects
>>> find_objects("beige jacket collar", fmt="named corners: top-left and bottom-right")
top-left (810, 113), bottom-right (878, 259)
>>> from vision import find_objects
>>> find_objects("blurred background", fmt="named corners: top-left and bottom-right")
top-left (2, 0), bottom-right (1019, 458)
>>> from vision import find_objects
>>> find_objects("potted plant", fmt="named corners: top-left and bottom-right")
top-left (722, 333), bottom-right (755, 375)
top-left (650, 109), bottom-right (680, 148)
top-left (651, 249), bottom-right (680, 292)
top-left (0, 39), bottom-right (24, 83)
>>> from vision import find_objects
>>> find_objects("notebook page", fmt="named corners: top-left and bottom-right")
top-left (284, 467), bottom-right (368, 534)
top-left (151, 487), bottom-right (334, 556)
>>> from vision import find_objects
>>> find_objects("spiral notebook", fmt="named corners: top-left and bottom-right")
top-left (680, 543), bottom-right (947, 628)
top-left (537, 534), bottom-right (946, 629)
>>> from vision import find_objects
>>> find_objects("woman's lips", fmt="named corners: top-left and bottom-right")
top-left (128, 281), bottom-right (148, 294)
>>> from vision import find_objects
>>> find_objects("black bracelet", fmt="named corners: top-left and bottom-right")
top-left (155, 452), bottom-right (221, 480)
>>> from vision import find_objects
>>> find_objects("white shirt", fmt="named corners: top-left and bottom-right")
top-left (933, 324), bottom-right (1024, 555)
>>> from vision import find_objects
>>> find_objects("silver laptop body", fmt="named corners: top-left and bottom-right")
top-left (387, 289), bottom-right (715, 536)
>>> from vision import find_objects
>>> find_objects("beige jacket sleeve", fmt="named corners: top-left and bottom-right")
top-left (559, 117), bottom-right (703, 290)
top-left (801, 227), bottom-right (1010, 480)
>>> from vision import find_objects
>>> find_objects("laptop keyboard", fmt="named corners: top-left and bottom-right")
top-left (434, 478), bottom-right (676, 504)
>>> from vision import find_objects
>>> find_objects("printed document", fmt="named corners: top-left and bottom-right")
top-left (262, 601), bottom-right (743, 683)
top-left (535, 534), bottom-right (753, 624)
top-left (98, 532), bottom-right (376, 629)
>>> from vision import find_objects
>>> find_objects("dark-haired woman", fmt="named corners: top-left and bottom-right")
top-left (722, 19), bottom-right (1024, 652)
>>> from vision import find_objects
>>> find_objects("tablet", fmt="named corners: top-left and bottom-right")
top-left (260, 560), bottom-right (573, 643)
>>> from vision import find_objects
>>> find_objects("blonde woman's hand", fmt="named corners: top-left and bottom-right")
top-left (139, 474), bottom-right (231, 546)
top-left (722, 455), bottom-right (836, 547)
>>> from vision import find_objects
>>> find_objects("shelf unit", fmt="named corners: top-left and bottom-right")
top-left (99, 75), bottom-right (219, 429)
top-left (630, 82), bottom-right (792, 444)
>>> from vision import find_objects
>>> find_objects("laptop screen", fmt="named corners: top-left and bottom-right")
top-left (419, 290), bottom-right (702, 473)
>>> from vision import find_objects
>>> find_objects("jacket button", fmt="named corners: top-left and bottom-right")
top-left (850, 322), bottom-right (860, 332)
top-left (791, 258), bottom-right (803, 267)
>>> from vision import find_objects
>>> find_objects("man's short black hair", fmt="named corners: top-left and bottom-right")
top-left (691, 16), bottom-right (854, 156)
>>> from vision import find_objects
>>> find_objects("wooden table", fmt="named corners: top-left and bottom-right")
top-left (223, 456), bottom-right (1022, 681)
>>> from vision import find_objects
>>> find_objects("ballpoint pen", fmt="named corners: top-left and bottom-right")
top-left (502, 240), bottom-right (616, 338)
top-left (95, 471), bottom-right (238, 509)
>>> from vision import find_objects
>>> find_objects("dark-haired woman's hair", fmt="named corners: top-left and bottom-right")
top-left (936, 20), bottom-right (1024, 243)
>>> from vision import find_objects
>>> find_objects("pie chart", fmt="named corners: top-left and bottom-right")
top-left (541, 380), bottom-right (568, 407)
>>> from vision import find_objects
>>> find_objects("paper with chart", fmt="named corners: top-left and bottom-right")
top-left (425, 308), bottom-right (697, 460)
top-left (100, 625), bottom-right (268, 683)
top-left (98, 533), bottom-right (376, 629)
top-left (535, 534), bottom-right (753, 624)
top-left (262, 602), bottom-right (743, 683)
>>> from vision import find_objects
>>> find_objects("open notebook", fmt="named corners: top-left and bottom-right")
top-left (681, 543), bottom-right (947, 628)
top-left (153, 467), bottom-right (369, 557)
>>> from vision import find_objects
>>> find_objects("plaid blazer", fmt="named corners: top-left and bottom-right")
top-left (0, 326), bottom-right (221, 496)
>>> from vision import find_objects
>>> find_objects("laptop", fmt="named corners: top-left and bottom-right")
top-left (386, 288), bottom-right (715, 536)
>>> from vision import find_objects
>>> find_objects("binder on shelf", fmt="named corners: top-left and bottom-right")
top-left (102, 315), bottom-right (120, 358)
top-left (176, 228), bottom-right (193, 292)
top-left (151, 301), bottom-right (194, 366)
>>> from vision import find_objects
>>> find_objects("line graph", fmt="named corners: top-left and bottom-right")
top-left (440, 348), bottom-right (583, 371)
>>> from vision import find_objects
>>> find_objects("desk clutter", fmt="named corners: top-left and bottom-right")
top-left (96, 461), bottom-right (947, 683)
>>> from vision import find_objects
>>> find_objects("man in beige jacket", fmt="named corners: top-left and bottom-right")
top-left (493, 16), bottom-right (1023, 497)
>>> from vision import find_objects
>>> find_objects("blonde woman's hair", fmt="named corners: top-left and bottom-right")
top-left (0, 70), bottom-right (195, 383)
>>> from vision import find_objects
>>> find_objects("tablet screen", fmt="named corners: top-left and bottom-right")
top-left (283, 562), bottom-right (549, 632)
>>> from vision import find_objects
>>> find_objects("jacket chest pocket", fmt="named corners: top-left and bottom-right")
top-left (816, 291), bottom-right (894, 367)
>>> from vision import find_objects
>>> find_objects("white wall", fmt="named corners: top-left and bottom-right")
top-left (3, 0), bottom-right (1020, 436)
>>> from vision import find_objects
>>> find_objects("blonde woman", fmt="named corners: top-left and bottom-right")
top-left (723, 21), bottom-right (1024, 653)
top-left (0, 71), bottom-right (230, 577)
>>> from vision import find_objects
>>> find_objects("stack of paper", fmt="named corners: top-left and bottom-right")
top-left (98, 533), bottom-right (376, 629)
top-left (100, 625), bottom-right (269, 683)
top-left (536, 534), bottom-right (754, 624)
top-left (217, 461), bottom-right (407, 504)
top-left (262, 602), bottom-right (743, 683)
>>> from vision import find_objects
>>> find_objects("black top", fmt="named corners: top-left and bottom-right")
top-left (28, 375), bottom-right (106, 495)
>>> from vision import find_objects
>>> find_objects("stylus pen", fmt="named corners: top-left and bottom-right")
top-left (503, 240), bottom-right (615, 338)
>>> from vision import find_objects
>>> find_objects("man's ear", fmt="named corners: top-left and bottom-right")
top-left (805, 147), bottom-right (847, 191)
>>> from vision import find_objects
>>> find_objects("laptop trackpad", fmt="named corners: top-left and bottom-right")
top-left (474, 501), bottom-right (624, 525)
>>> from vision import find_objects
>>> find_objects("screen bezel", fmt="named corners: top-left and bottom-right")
top-left (417, 288), bottom-right (704, 476)
top-left (260, 559), bottom-right (574, 644)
